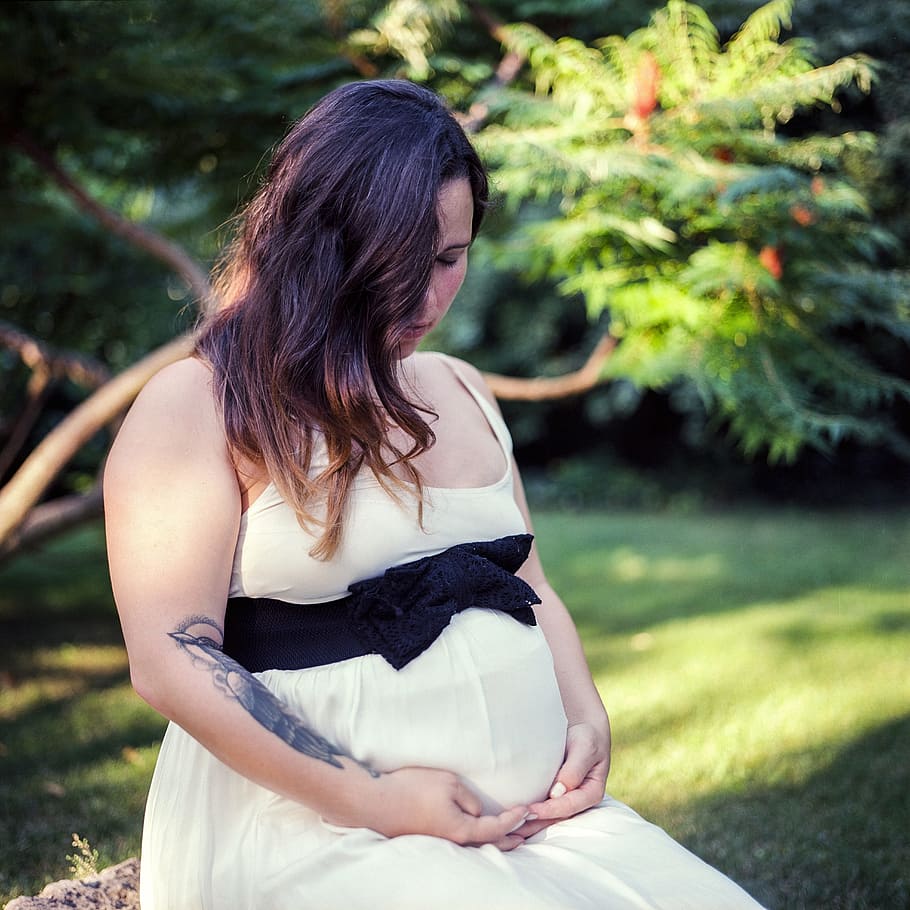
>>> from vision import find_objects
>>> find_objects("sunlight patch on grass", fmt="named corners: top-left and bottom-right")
top-left (0, 645), bottom-right (128, 722)
top-left (598, 591), bottom-right (910, 816)
top-left (602, 548), bottom-right (725, 584)
top-left (32, 644), bottom-right (128, 674)
top-left (0, 677), bottom-right (89, 722)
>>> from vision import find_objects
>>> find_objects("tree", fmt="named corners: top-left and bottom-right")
top-left (0, 0), bottom-right (382, 556)
top-left (2, 0), bottom-right (908, 559)
top-left (465, 0), bottom-right (910, 461)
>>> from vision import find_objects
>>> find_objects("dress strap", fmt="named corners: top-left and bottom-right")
top-left (433, 353), bottom-right (513, 459)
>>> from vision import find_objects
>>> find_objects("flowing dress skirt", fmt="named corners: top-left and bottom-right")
top-left (140, 609), bottom-right (765, 910)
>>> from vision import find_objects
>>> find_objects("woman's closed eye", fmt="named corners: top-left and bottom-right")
top-left (435, 243), bottom-right (470, 270)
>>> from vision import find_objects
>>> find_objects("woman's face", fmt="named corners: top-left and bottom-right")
top-left (398, 178), bottom-right (474, 358)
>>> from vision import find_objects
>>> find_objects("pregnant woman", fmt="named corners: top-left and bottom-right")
top-left (104, 80), bottom-right (766, 909)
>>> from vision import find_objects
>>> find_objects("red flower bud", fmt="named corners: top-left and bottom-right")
top-left (759, 245), bottom-right (784, 280)
top-left (790, 204), bottom-right (815, 226)
top-left (631, 52), bottom-right (661, 120)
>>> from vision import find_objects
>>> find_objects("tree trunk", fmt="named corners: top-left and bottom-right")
top-left (0, 370), bottom-right (53, 482)
top-left (0, 319), bottom-right (110, 388)
top-left (0, 322), bottom-right (113, 483)
top-left (0, 483), bottom-right (104, 559)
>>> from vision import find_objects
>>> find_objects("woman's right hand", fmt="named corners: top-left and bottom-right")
top-left (329, 765), bottom-right (533, 851)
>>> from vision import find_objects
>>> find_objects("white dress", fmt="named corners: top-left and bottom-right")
top-left (139, 361), bottom-right (766, 910)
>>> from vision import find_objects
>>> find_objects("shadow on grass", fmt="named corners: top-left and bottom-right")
top-left (0, 522), bottom-right (126, 714)
top-left (0, 524), bottom-right (121, 665)
top-left (0, 525), bottom-right (165, 898)
top-left (0, 660), bottom-right (164, 900)
top-left (667, 714), bottom-right (910, 910)
top-left (0, 668), bottom-right (161, 767)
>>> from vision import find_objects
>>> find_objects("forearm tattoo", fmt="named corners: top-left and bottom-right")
top-left (169, 615), bottom-right (379, 777)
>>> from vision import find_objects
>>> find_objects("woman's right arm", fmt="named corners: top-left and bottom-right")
top-left (104, 358), bottom-right (528, 847)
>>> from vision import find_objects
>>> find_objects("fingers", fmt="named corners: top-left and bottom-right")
top-left (493, 832), bottom-right (526, 851)
top-left (452, 780), bottom-right (483, 818)
top-left (454, 803), bottom-right (533, 847)
top-left (550, 726), bottom-right (601, 796)
top-left (375, 768), bottom-right (541, 849)
top-left (495, 812), bottom-right (565, 849)
top-left (528, 723), bottom-right (608, 821)
top-left (510, 816), bottom-right (557, 839)
top-left (529, 760), bottom-right (608, 819)
top-left (449, 779), bottom-right (537, 848)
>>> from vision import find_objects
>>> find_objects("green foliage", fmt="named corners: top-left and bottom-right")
top-left (0, 0), bottom-right (384, 358)
top-left (2, 0), bottom-right (909, 486)
top-left (472, 0), bottom-right (910, 460)
top-left (67, 834), bottom-right (100, 879)
top-left (349, 0), bottom-right (463, 80)
top-left (0, 0), bottom-right (385, 489)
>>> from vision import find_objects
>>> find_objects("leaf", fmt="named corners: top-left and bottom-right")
top-left (728, 0), bottom-right (794, 51)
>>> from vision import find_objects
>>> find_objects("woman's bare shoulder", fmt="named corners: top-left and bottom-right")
top-left (105, 357), bottom-right (229, 484)
top-left (124, 356), bottom-right (217, 423)
top-left (137, 355), bottom-right (214, 402)
top-left (417, 351), bottom-right (498, 408)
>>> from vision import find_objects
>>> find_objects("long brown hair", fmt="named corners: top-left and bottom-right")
top-left (197, 80), bottom-right (488, 558)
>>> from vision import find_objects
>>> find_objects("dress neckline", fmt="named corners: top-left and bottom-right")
top-left (242, 353), bottom-right (511, 518)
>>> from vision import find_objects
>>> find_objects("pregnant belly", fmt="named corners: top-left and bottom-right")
top-left (262, 610), bottom-right (568, 813)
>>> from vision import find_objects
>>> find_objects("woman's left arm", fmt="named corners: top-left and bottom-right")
top-left (510, 458), bottom-right (612, 829)
top-left (450, 357), bottom-right (610, 831)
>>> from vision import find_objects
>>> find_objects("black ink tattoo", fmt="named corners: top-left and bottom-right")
top-left (169, 616), bottom-right (379, 777)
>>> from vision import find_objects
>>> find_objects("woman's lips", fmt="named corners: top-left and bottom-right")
top-left (401, 323), bottom-right (432, 340)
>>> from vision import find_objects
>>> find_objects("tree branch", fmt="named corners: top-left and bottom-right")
top-left (322, 0), bottom-right (379, 77)
top-left (0, 319), bottom-right (110, 388)
top-left (0, 482), bottom-right (104, 561)
top-left (10, 131), bottom-right (213, 310)
top-left (0, 133), bottom-right (214, 555)
top-left (465, 1), bottom-right (512, 57)
top-left (482, 334), bottom-right (616, 400)
top-left (0, 322), bottom-right (112, 488)
top-left (0, 369), bottom-right (53, 483)
top-left (457, 2), bottom-right (527, 134)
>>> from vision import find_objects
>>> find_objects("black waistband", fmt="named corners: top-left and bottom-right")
top-left (223, 534), bottom-right (540, 672)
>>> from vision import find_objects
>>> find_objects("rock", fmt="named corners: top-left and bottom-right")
top-left (4, 858), bottom-right (140, 910)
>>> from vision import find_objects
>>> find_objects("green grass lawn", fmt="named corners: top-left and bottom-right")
top-left (1, 509), bottom-right (908, 908)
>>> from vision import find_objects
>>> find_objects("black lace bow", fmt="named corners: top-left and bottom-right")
top-left (347, 534), bottom-right (540, 670)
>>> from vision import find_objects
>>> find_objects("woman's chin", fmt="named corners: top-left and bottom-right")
top-left (396, 338), bottom-right (422, 359)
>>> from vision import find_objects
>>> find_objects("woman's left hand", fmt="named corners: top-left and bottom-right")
top-left (509, 722), bottom-right (610, 840)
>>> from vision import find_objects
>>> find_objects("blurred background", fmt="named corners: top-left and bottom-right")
top-left (1, 2), bottom-right (908, 907)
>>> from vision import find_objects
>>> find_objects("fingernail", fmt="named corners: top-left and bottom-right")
top-left (549, 782), bottom-right (567, 798)
top-left (525, 813), bottom-right (538, 821)
top-left (508, 815), bottom-right (529, 834)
